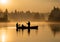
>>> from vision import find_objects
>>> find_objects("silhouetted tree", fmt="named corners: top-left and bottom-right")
top-left (14, 9), bottom-right (18, 14)
top-left (4, 9), bottom-right (8, 22)
top-left (0, 9), bottom-right (2, 14)
top-left (34, 12), bottom-right (40, 21)
top-left (48, 7), bottom-right (60, 21)
top-left (20, 11), bottom-right (24, 14)
top-left (11, 11), bottom-right (14, 14)
top-left (26, 11), bottom-right (31, 14)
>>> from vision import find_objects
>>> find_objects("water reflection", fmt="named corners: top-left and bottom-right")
top-left (0, 22), bottom-right (60, 42)
top-left (16, 28), bottom-right (38, 35)
top-left (49, 23), bottom-right (60, 36)
top-left (2, 32), bottom-right (6, 42)
top-left (0, 29), bottom-right (7, 42)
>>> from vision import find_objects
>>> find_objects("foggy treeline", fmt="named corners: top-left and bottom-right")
top-left (0, 9), bottom-right (49, 22)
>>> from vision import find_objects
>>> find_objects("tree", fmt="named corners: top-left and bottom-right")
top-left (34, 12), bottom-right (40, 21)
top-left (4, 9), bottom-right (8, 22)
top-left (48, 7), bottom-right (60, 21)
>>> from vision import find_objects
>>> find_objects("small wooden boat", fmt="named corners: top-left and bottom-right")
top-left (19, 26), bottom-right (38, 29)
top-left (16, 22), bottom-right (38, 31)
top-left (16, 25), bottom-right (38, 30)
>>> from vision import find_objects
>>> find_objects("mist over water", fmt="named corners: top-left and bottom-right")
top-left (0, 22), bottom-right (60, 42)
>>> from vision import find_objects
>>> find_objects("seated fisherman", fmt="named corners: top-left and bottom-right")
top-left (16, 22), bottom-right (18, 29)
top-left (22, 24), bottom-right (24, 27)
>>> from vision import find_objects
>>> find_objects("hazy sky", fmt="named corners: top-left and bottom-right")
top-left (0, 0), bottom-right (60, 13)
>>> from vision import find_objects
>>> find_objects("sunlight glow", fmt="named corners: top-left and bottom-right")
top-left (0, 0), bottom-right (8, 4)
top-left (2, 32), bottom-right (6, 42)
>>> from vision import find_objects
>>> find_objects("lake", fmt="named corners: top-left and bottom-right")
top-left (0, 22), bottom-right (60, 42)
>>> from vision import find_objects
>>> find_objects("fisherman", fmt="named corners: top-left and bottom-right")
top-left (22, 24), bottom-right (24, 31)
top-left (22, 24), bottom-right (24, 27)
top-left (16, 22), bottom-right (18, 31)
top-left (27, 21), bottom-right (30, 33)
top-left (27, 21), bottom-right (30, 27)
top-left (16, 23), bottom-right (18, 28)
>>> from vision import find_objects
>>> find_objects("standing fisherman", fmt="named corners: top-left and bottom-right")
top-left (27, 21), bottom-right (30, 34)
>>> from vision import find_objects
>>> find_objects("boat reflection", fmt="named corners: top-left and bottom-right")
top-left (16, 27), bottom-right (38, 35)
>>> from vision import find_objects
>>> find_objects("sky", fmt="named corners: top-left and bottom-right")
top-left (0, 0), bottom-right (60, 13)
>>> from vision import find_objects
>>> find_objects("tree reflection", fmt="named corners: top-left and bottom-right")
top-left (49, 23), bottom-right (60, 36)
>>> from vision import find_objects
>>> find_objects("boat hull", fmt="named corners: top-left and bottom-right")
top-left (16, 26), bottom-right (38, 30)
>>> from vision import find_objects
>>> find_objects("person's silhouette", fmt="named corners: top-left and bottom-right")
top-left (27, 21), bottom-right (30, 34)
top-left (16, 23), bottom-right (18, 27)
top-left (22, 24), bottom-right (24, 32)
top-left (16, 22), bottom-right (18, 31)
top-left (22, 24), bottom-right (24, 27)
top-left (27, 21), bottom-right (30, 27)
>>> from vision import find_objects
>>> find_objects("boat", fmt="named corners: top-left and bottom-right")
top-left (16, 22), bottom-right (38, 31)
top-left (16, 25), bottom-right (38, 31)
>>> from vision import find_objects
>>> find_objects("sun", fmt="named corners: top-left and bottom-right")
top-left (0, 0), bottom-right (8, 4)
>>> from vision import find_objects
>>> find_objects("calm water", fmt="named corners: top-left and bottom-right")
top-left (0, 22), bottom-right (60, 42)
